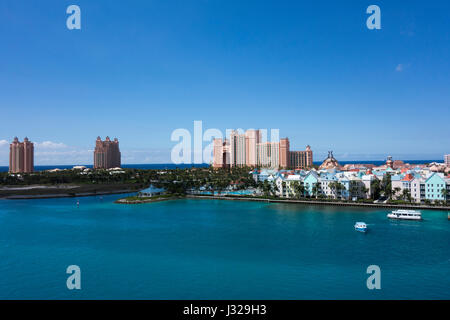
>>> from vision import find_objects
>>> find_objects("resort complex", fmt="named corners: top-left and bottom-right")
top-left (250, 155), bottom-right (450, 204)
top-left (4, 135), bottom-right (450, 206)
top-left (213, 129), bottom-right (313, 169)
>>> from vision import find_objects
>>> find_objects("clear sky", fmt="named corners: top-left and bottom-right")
top-left (0, 0), bottom-right (449, 165)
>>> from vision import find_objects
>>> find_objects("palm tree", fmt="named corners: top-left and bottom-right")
top-left (370, 179), bottom-right (381, 200)
top-left (271, 181), bottom-right (278, 197)
top-left (262, 180), bottom-right (271, 197)
top-left (441, 188), bottom-right (448, 203)
top-left (312, 182), bottom-right (321, 199)
top-left (328, 181), bottom-right (337, 199)
top-left (292, 181), bottom-right (305, 199)
top-left (361, 186), bottom-right (368, 199)
top-left (382, 173), bottom-right (392, 199)
top-left (299, 183), bottom-right (305, 198)
top-left (329, 181), bottom-right (344, 199)
top-left (338, 182), bottom-right (346, 199)
top-left (393, 187), bottom-right (401, 199)
top-left (402, 189), bottom-right (411, 202)
top-left (350, 181), bottom-right (361, 199)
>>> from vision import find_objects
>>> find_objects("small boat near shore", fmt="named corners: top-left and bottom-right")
top-left (387, 209), bottom-right (422, 220)
top-left (354, 222), bottom-right (367, 232)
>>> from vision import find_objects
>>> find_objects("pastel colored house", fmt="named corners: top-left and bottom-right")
top-left (336, 173), bottom-right (350, 200)
top-left (391, 174), bottom-right (403, 198)
top-left (303, 171), bottom-right (319, 197)
top-left (425, 173), bottom-right (446, 202)
top-left (285, 174), bottom-right (303, 198)
top-left (347, 175), bottom-right (366, 200)
top-left (319, 172), bottom-right (338, 198)
top-left (410, 177), bottom-right (425, 203)
top-left (361, 174), bottom-right (376, 199)
top-left (391, 173), bottom-right (415, 199)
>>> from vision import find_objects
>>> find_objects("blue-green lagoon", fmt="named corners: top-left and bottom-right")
top-left (0, 195), bottom-right (448, 299)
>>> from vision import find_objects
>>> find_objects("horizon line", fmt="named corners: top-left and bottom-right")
top-left (0, 159), bottom-right (446, 167)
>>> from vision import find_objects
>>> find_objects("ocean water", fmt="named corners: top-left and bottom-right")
top-left (0, 163), bottom-right (209, 172)
top-left (0, 195), bottom-right (448, 300)
top-left (0, 160), bottom-right (443, 172)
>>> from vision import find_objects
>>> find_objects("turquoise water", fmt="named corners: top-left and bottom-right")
top-left (0, 195), bottom-right (448, 299)
top-left (0, 161), bottom-right (442, 172)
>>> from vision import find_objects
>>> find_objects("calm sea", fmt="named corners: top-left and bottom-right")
top-left (0, 195), bottom-right (448, 299)
top-left (0, 160), bottom-right (443, 172)
top-left (0, 164), bottom-right (209, 172)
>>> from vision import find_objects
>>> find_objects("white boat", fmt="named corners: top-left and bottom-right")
top-left (354, 222), bottom-right (367, 232)
top-left (387, 209), bottom-right (422, 220)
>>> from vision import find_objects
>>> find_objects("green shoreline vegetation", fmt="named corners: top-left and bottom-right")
top-left (115, 194), bottom-right (181, 204)
top-left (0, 166), bottom-right (254, 199)
top-left (1, 167), bottom-right (449, 211)
top-left (0, 168), bottom-right (145, 198)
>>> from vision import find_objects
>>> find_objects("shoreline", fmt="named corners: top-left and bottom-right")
top-left (1, 189), bottom-right (136, 200)
top-left (186, 195), bottom-right (450, 211)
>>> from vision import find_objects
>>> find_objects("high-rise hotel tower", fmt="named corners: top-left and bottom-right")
top-left (9, 137), bottom-right (34, 173)
top-left (212, 130), bottom-right (312, 169)
top-left (94, 136), bottom-right (121, 169)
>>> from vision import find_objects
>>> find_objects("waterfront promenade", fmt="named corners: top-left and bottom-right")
top-left (187, 194), bottom-right (450, 211)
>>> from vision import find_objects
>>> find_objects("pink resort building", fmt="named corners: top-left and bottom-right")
top-left (213, 138), bottom-right (230, 169)
top-left (9, 137), bottom-right (34, 173)
top-left (212, 130), bottom-right (312, 169)
top-left (94, 136), bottom-right (121, 169)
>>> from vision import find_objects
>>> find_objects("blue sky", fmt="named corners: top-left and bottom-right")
top-left (0, 0), bottom-right (449, 165)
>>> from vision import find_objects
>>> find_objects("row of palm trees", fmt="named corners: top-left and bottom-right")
top-left (147, 166), bottom-right (257, 195)
top-left (392, 187), bottom-right (413, 202)
top-left (392, 186), bottom-right (449, 204)
top-left (0, 169), bottom-right (140, 185)
top-left (259, 180), bottom-right (367, 200)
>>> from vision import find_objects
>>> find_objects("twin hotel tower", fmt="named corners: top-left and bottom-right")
top-left (8, 136), bottom-right (121, 173)
top-left (8, 130), bottom-right (312, 172)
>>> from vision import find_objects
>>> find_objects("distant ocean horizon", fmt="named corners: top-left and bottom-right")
top-left (0, 160), bottom-right (444, 172)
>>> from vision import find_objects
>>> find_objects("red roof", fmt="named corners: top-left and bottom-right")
top-left (401, 174), bottom-right (414, 181)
